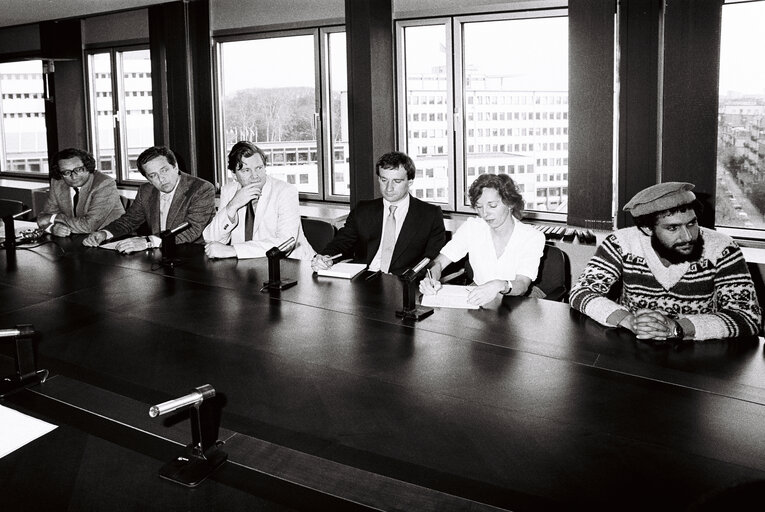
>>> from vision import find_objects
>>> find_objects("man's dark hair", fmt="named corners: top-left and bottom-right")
top-left (375, 151), bottom-right (416, 180)
top-left (468, 173), bottom-right (525, 220)
top-left (50, 148), bottom-right (96, 180)
top-left (633, 199), bottom-right (704, 230)
top-left (137, 146), bottom-right (178, 177)
top-left (227, 141), bottom-right (268, 172)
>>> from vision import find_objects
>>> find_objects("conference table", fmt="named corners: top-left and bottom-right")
top-left (1, 235), bottom-right (765, 511)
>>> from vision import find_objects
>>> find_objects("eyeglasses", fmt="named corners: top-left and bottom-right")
top-left (61, 166), bottom-right (87, 178)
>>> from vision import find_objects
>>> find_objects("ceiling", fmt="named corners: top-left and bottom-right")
top-left (0, 0), bottom-right (169, 28)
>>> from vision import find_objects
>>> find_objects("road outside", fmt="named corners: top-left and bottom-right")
top-left (716, 165), bottom-right (765, 230)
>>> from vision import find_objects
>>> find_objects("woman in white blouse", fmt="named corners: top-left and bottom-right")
top-left (420, 173), bottom-right (545, 306)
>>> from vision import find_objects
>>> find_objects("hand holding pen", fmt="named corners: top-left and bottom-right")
top-left (419, 267), bottom-right (442, 295)
top-left (311, 253), bottom-right (343, 272)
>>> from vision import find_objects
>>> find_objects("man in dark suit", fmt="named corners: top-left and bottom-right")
top-left (37, 148), bottom-right (124, 236)
top-left (82, 146), bottom-right (215, 254)
top-left (311, 151), bottom-right (445, 275)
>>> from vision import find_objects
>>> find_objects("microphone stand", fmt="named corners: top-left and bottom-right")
top-left (148, 384), bottom-right (227, 487)
top-left (2, 208), bottom-right (31, 269)
top-left (0, 324), bottom-right (48, 398)
top-left (261, 237), bottom-right (297, 291)
top-left (159, 221), bottom-right (191, 268)
top-left (395, 258), bottom-right (434, 321)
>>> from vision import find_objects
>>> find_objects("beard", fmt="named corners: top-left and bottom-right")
top-left (651, 232), bottom-right (704, 264)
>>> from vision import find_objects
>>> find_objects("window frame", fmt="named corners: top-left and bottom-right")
top-left (395, 9), bottom-right (569, 218)
top-left (212, 26), bottom-right (349, 203)
top-left (84, 43), bottom-right (153, 185)
top-left (0, 58), bottom-right (49, 179)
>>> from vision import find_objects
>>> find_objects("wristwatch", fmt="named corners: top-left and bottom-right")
top-left (500, 280), bottom-right (513, 295)
top-left (668, 320), bottom-right (684, 340)
top-left (145, 236), bottom-right (153, 250)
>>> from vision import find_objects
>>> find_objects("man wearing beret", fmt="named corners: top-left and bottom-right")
top-left (570, 182), bottom-right (761, 341)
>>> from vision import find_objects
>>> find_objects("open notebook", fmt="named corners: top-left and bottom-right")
top-left (421, 285), bottom-right (480, 310)
top-left (316, 262), bottom-right (368, 279)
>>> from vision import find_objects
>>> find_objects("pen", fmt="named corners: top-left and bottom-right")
top-left (426, 269), bottom-right (433, 281)
top-left (329, 253), bottom-right (343, 261)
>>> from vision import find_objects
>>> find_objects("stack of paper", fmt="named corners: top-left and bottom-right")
top-left (316, 262), bottom-right (368, 279)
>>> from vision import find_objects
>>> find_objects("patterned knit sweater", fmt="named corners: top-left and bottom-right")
top-left (570, 227), bottom-right (761, 340)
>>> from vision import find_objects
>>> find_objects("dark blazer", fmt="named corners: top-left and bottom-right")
top-left (104, 172), bottom-right (215, 244)
top-left (320, 195), bottom-right (446, 275)
top-left (40, 172), bottom-right (124, 233)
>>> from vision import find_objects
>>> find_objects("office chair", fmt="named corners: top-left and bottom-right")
top-left (301, 218), bottom-right (336, 253)
top-left (528, 243), bottom-right (571, 302)
top-left (439, 243), bottom-right (571, 302)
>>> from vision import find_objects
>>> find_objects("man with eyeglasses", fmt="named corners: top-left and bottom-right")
top-left (37, 148), bottom-right (124, 236)
top-left (83, 146), bottom-right (215, 253)
top-left (203, 141), bottom-right (313, 259)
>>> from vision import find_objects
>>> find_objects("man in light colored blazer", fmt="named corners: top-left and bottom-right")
top-left (83, 146), bottom-right (215, 253)
top-left (37, 148), bottom-right (124, 236)
top-left (203, 141), bottom-right (313, 260)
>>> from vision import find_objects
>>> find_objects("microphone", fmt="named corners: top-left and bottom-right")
top-left (149, 384), bottom-right (215, 418)
top-left (0, 325), bottom-right (35, 339)
top-left (276, 237), bottom-right (295, 253)
top-left (411, 257), bottom-right (430, 274)
top-left (168, 221), bottom-right (191, 236)
top-left (12, 208), bottom-right (32, 220)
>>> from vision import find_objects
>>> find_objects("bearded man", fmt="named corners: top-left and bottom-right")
top-left (570, 182), bottom-right (761, 341)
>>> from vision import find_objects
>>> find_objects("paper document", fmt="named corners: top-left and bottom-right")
top-left (0, 220), bottom-right (39, 242)
top-left (98, 240), bottom-right (123, 251)
top-left (0, 404), bottom-right (57, 459)
top-left (316, 262), bottom-right (368, 279)
top-left (421, 285), bottom-right (480, 310)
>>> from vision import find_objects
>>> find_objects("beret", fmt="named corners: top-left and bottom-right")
top-left (623, 182), bottom-right (696, 217)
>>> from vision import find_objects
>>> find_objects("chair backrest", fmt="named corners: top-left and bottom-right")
top-left (301, 218), bottom-right (336, 253)
top-left (530, 243), bottom-right (571, 302)
top-left (0, 198), bottom-right (27, 219)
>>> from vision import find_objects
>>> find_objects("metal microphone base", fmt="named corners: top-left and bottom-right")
top-left (158, 444), bottom-right (228, 488)
top-left (395, 306), bottom-right (434, 322)
top-left (261, 279), bottom-right (297, 291)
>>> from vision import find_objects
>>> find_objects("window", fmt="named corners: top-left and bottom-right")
top-left (86, 48), bottom-right (154, 182)
top-left (398, 11), bottom-right (568, 216)
top-left (716, 0), bottom-right (765, 233)
top-left (215, 27), bottom-right (348, 200)
top-left (0, 60), bottom-right (48, 175)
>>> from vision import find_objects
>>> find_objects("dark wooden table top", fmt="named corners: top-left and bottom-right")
top-left (1, 237), bottom-right (765, 511)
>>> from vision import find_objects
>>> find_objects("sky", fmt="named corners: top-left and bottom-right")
top-left (220, 32), bottom-right (347, 95)
top-left (718, 1), bottom-right (765, 95)
top-left (404, 16), bottom-right (568, 91)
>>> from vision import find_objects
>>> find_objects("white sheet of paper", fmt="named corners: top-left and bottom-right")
top-left (421, 284), bottom-right (480, 310)
top-left (316, 262), bottom-right (368, 279)
top-left (98, 240), bottom-right (122, 251)
top-left (0, 404), bottom-right (57, 459)
top-left (0, 220), bottom-right (39, 241)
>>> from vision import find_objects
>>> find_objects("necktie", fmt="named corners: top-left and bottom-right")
top-left (72, 187), bottom-right (80, 216)
top-left (379, 205), bottom-right (397, 273)
top-left (160, 193), bottom-right (171, 230)
top-left (244, 200), bottom-right (256, 241)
